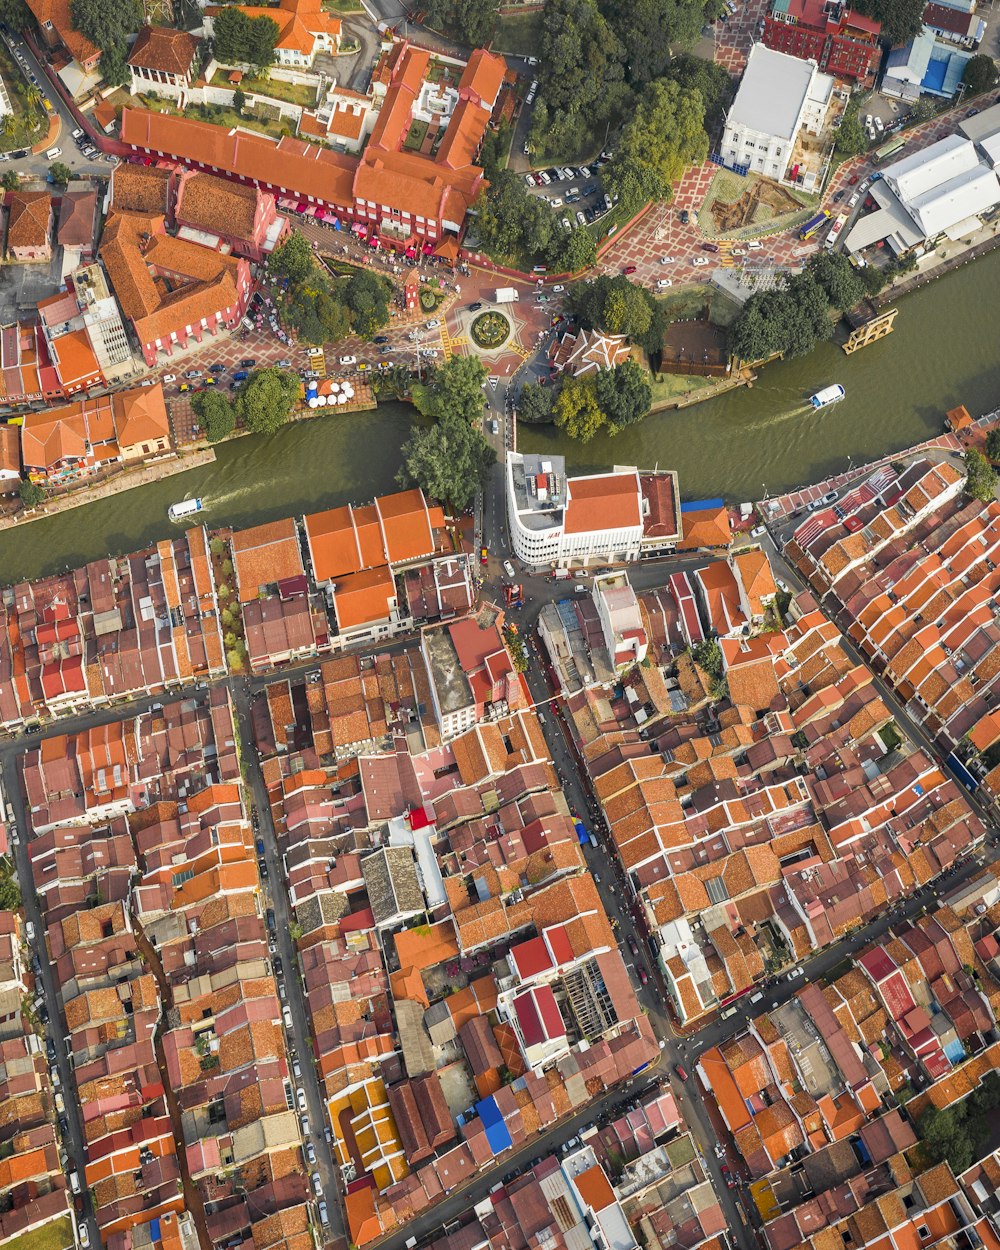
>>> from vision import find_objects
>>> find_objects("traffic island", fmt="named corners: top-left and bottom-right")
top-left (470, 310), bottom-right (511, 350)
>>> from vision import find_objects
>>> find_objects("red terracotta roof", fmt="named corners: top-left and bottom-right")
top-left (564, 471), bottom-right (642, 535)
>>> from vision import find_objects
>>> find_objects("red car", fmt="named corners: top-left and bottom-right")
top-left (848, 173), bottom-right (860, 185)
top-left (674, 1063), bottom-right (689, 1081)
top-left (623, 265), bottom-right (637, 275)
top-left (480, 547), bottom-right (488, 565)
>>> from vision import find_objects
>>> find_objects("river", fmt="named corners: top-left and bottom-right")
top-left (3, 247), bottom-right (999, 585)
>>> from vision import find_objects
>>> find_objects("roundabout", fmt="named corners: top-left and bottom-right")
top-left (470, 310), bottom-right (511, 350)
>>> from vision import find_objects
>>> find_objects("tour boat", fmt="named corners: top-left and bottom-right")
top-left (168, 498), bottom-right (204, 522)
top-left (810, 385), bottom-right (846, 409)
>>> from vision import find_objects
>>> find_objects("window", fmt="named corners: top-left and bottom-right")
top-left (917, 1229), bottom-right (930, 1241)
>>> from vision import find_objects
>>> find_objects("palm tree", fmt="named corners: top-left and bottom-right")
top-left (25, 85), bottom-right (40, 107)
top-left (1, 114), bottom-right (16, 140)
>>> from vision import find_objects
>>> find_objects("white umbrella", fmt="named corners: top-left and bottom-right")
top-left (308, 397), bottom-right (319, 408)
top-left (338, 392), bottom-right (348, 404)
top-left (330, 382), bottom-right (340, 393)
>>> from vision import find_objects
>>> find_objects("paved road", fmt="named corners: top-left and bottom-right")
top-left (1, 31), bottom-right (111, 181)
top-left (229, 677), bottom-right (347, 1242)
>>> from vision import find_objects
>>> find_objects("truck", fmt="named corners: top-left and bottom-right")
top-left (495, 287), bottom-right (519, 304)
top-left (553, 569), bottom-right (571, 580)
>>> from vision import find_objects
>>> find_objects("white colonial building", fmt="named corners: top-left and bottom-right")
top-left (721, 43), bottom-right (834, 187)
top-left (506, 452), bottom-right (646, 569)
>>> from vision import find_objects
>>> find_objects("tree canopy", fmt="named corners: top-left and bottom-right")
top-left (964, 448), bottom-right (998, 503)
top-left (552, 374), bottom-right (607, 442)
top-left (48, 162), bottom-right (71, 187)
top-left (517, 383), bottom-right (555, 425)
top-left (918, 1074), bottom-right (999, 1173)
top-left (396, 413), bottom-right (495, 510)
top-left (852, 0), bottom-right (924, 45)
top-left (421, 355), bottom-right (489, 422)
top-left (71, 0), bottom-right (143, 57)
top-left (806, 251), bottom-right (866, 313)
top-left (835, 106), bottom-right (868, 157)
top-left (963, 54), bottom-right (999, 95)
top-left (19, 478), bottom-right (44, 508)
top-left (571, 275), bottom-right (667, 355)
top-left (193, 390), bottom-right (237, 443)
top-left (211, 7), bottom-right (278, 72)
top-left (0, 0), bottom-right (32, 29)
top-left (595, 360), bottom-right (652, 431)
top-left (604, 78), bottom-right (708, 212)
top-left (424, 0), bottom-right (499, 45)
top-left (269, 232), bottom-right (381, 345)
top-left (236, 368), bottom-right (299, 436)
top-left (729, 271), bottom-right (835, 363)
top-left (342, 269), bottom-right (392, 339)
top-left (664, 55), bottom-right (732, 132)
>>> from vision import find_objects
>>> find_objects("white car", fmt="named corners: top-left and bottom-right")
top-left (305, 1140), bottom-right (316, 1165)
top-left (561, 217), bottom-right (572, 230)
top-left (78, 1224), bottom-right (90, 1249)
top-left (425, 319), bottom-right (441, 329)
top-left (296, 1087), bottom-right (307, 1112)
top-left (659, 255), bottom-right (675, 264)
top-left (657, 279), bottom-right (673, 288)
top-left (865, 113), bottom-right (873, 129)
top-left (318, 1203), bottom-right (330, 1226)
top-left (537, 171), bottom-right (551, 184)
top-left (692, 256), bottom-right (709, 266)
top-left (312, 1173), bottom-right (323, 1197)
top-left (503, 560), bottom-right (516, 578)
top-left (747, 240), bottom-right (763, 250)
top-left (44, 147), bottom-right (60, 160)
top-left (576, 210), bottom-right (586, 226)
top-left (732, 247), bottom-right (747, 256)
top-left (162, 373), bottom-right (176, 384)
top-left (848, 193), bottom-right (859, 207)
top-left (552, 284), bottom-right (565, 292)
top-left (71, 128), bottom-right (83, 140)
top-left (549, 196), bottom-right (563, 207)
top-left (523, 173), bottom-right (535, 187)
top-left (338, 355), bottom-right (356, 365)
top-left (874, 117), bottom-right (884, 133)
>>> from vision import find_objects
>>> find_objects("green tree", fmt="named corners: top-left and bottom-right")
top-left (236, 367), bottom-right (299, 436)
top-left (964, 449), bottom-right (998, 502)
top-left (422, 355), bottom-right (488, 423)
top-left (0, 863), bottom-right (20, 911)
top-left (605, 79), bottom-right (708, 210)
top-left (985, 429), bottom-right (1000, 462)
top-left (373, 363), bottom-right (411, 399)
top-left (287, 283), bottom-right (351, 345)
top-left (0, 0), bottom-right (32, 30)
top-left (602, 283), bottom-right (653, 339)
top-left (233, 86), bottom-right (247, 116)
top-left (342, 269), bottom-right (391, 339)
top-left (270, 231), bottom-right (315, 285)
top-left (517, 383), bottom-right (555, 425)
top-left (212, 7), bottom-right (277, 67)
top-left (2, 114), bottom-right (15, 140)
top-left (1, 171), bottom-right (17, 191)
top-left (552, 374), bottom-right (606, 442)
top-left (852, 0), bottom-right (925, 45)
top-left (246, 13), bottom-right (279, 72)
top-left (807, 251), bottom-right (866, 312)
top-left (24, 84), bottom-right (40, 107)
top-left (548, 224), bottom-right (596, 273)
top-left (48, 161), bottom-right (71, 187)
top-left (963, 54), bottom-right (998, 96)
top-left (665, 55), bottom-right (733, 131)
top-left (910, 98), bottom-right (936, 123)
top-left (18, 478), bottom-right (44, 508)
top-left (193, 390), bottom-right (237, 443)
top-left (396, 413), bottom-right (496, 510)
top-left (473, 169), bottom-right (554, 266)
top-left (595, 360), bottom-right (652, 432)
top-left (424, 0), bottom-right (499, 44)
top-left (70, 0), bottom-right (143, 56)
top-left (99, 44), bottom-right (130, 87)
top-left (603, 0), bottom-right (710, 86)
top-left (835, 108), bottom-right (868, 157)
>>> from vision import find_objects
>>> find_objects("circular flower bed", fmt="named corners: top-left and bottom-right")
top-left (419, 287), bottom-right (441, 311)
top-left (471, 310), bottom-right (511, 349)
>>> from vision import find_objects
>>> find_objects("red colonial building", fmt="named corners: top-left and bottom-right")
top-left (762, 0), bottom-right (881, 85)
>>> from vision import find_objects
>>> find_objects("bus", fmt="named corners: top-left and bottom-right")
top-left (798, 209), bottom-right (831, 241)
top-left (875, 135), bottom-right (905, 164)
top-left (824, 212), bottom-right (848, 249)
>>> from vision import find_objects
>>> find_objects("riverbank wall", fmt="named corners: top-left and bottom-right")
top-left (1, 448), bottom-right (218, 532)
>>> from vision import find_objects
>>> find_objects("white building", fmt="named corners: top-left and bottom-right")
top-left (845, 131), bottom-right (1000, 255)
top-left (721, 44), bottom-right (834, 186)
top-left (592, 574), bottom-right (648, 671)
top-left (506, 452), bottom-right (645, 569)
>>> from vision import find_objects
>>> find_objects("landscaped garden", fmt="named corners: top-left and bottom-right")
top-left (210, 69), bottom-right (319, 109)
top-left (404, 119), bottom-right (429, 151)
top-left (470, 311), bottom-right (511, 349)
top-left (0, 49), bottom-right (47, 155)
top-left (419, 284), bottom-right (445, 311)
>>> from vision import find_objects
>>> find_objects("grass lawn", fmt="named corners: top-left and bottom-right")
top-left (493, 10), bottom-right (544, 55)
top-left (124, 92), bottom-right (295, 142)
top-left (210, 70), bottom-right (318, 109)
top-left (0, 47), bottom-right (47, 154)
top-left (404, 118), bottom-right (429, 151)
top-left (648, 371), bottom-right (715, 405)
top-left (657, 283), bottom-right (742, 329)
top-left (1, 1215), bottom-right (74, 1250)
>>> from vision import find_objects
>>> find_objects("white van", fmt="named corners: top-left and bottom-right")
top-left (749, 991), bottom-right (764, 1005)
top-left (45, 147), bottom-right (61, 160)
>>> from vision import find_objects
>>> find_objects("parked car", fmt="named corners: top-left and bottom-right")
top-left (657, 279), bottom-right (673, 288)
top-left (162, 373), bottom-right (176, 384)
top-left (78, 1224), bottom-right (90, 1249)
top-left (747, 240), bottom-right (763, 249)
top-left (184, 370), bottom-right (203, 379)
top-left (233, 370), bottom-right (249, 382)
top-left (503, 560), bottom-right (516, 578)
top-left (373, 335), bottom-right (389, 344)
top-left (338, 355), bottom-right (356, 365)
top-left (318, 1203), bottom-right (330, 1226)
top-left (240, 358), bottom-right (256, 367)
top-left (305, 1141), bottom-right (316, 1165)
top-left (576, 210), bottom-right (587, 225)
top-left (312, 1174), bottom-right (323, 1197)
top-left (679, 208), bottom-right (690, 224)
top-left (480, 546), bottom-right (488, 565)
top-left (71, 128), bottom-right (84, 139)
top-left (833, 189), bottom-right (845, 202)
top-left (44, 147), bottom-right (60, 160)
top-left (208, 362), bottom-right (225, 372)
top-left (277, 358), bottom-right (291, 368)
top-left (296, 1087), bottom-right (308, 1112)
top-left (701, 242), bottom-right (720, 252)
top-left (659, 255), bottom-right (675, 264)
top-left (848, 172), bottom-right (860, 185)
top-left (425, 319), bottom-right (441, 329)
top-left (692, 256), bottom-right (709, 266)
top-left (552, 284), bottom-right (565, 293)
top-left (622, 264), bottom-right (637, 274)
top-left (627, 936), bottom-right (640, 958)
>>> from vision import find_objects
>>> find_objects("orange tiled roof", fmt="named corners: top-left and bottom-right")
top-left (175, 171), bottom-right (261, 241)
top-left (564, 471), bottom-right (642, 535)
top-left (113, 383), bottom-right (170, 449)
top-left (6, 191), bottom-right (51, 251)
top-left (127, 25), bottom-right (200, 75)
top-left (25, 0), bottom-right (98, 63)
top-left (231, 517), bottom-right (304, 600)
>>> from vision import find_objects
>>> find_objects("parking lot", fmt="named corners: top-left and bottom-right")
top-left (523, 159), bottom-right (615, 231)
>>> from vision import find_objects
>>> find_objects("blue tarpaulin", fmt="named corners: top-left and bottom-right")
top-left (476, 1096), bottom-right (513, 1154)
top-left (948, 753), bottom-right (979, 793)
top-left (681, 498), bottom-right (724, 512)
top-left (574, 820), bottom-right (588, 844)
top-left (151, 1220), bottom-right (162, 1244)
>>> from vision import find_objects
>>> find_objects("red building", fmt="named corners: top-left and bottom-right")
top-left (762, 0), bottom-right (881, 84)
